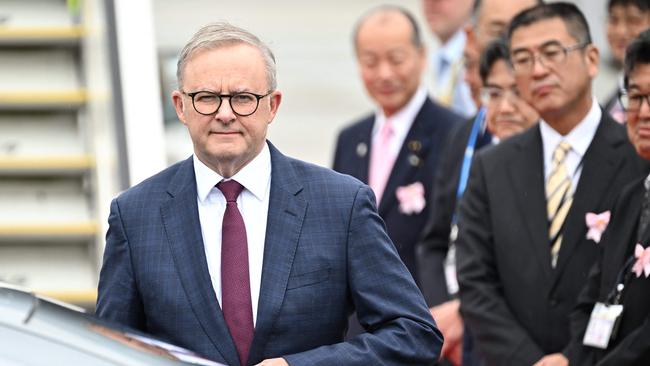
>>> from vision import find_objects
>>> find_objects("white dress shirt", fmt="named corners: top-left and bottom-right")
top-left (193, 144), bottom-right (271, 326)
top-left (372, 86), bottom-right (428, 159)
top-left (540, 96), bottom-right (602, 194)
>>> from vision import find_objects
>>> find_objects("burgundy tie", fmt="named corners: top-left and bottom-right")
top-left (217, 180), bottom-right (253, 366)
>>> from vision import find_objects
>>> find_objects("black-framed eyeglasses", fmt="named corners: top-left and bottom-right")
top-left (619, 90), bottom-right (650, 112)
top-left (182, 90), bottom-right (272, 116)
top-left (510, 42), bottom-right (589, 74)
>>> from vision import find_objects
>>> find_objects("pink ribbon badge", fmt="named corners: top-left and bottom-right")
top-left (632, 243), bottom-right (650, 278)
top-left (585, 211), bottom-right (611, 243)
top-left (396, 182), bottom-right (426, 215)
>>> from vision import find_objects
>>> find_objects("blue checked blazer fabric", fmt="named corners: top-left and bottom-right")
top-left (96, 142), bottom-right (442, 366)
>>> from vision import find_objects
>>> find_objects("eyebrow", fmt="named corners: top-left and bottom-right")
top-left (484, 82), bottom-right (517, 89)
top-left (511, 40), bottom-right (563, 54)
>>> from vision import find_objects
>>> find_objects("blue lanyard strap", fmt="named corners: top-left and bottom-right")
top-left (451, 107), bottom-right (486, 226)
top-left (456, 108), bottom-right (486, 200)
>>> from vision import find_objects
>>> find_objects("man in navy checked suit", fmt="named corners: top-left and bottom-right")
top-left (96, 21), bottom-right (441, 366)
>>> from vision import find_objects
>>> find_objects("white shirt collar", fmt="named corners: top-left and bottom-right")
top-left (438, 29), bottom-right (466, 64)
top-left (373, 86), bottom-right (428, 138)
top-left (193, 143), bottom-right (272, 203)
top-left (539, 96), bottom-right (602, 159)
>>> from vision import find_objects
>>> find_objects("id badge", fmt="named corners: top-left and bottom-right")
top-left (444, 224), bottom-right (459, 295)
top-left (582, 302), bottom-right (624, 349)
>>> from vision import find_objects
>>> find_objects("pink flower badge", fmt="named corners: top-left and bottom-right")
top-left (396, 182), bottom-right (426, 215)
top-left (585, 211), bottom-right (611, 243)
top-left (633, 243), bottom-right (650, 278)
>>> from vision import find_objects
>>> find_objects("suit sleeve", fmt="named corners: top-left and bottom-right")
top-left (595, 321), bottom-right (650, 365)
top-left (567, 253), bottom-right (602, 366)
top-left (95, 198), bottom-right (145, 330)
top-left (456, 153), bottom-right (546, 365)
top-left (284, 185), bottom-right (443, 366)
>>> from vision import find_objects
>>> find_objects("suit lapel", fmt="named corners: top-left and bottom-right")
top-left (552, 116), bottom-right (627, 285)
top-left (509, 126), bottom-right (553, 279)
top-left (160, 158), bottom-right (239, 366)
top-left (248, 143), bottom-right (307, 364)
top-left (602, 180), bottom-right (645, 293)
top-left (378, 101), bottom-right (431, 215)
top-left (355, 118), bottom-right (373, 184)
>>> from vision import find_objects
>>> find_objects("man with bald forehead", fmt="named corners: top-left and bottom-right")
top-left (334, 6), bottom-right (461, 292)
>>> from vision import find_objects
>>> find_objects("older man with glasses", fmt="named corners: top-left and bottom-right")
top-left (569, 29), bottom-right (650, 366)
top-left (455, 3), bottom-right (647, 366)
top-left (97, 21), bottom-right (442, 366)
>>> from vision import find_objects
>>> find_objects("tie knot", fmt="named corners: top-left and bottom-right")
top-left (380, 120), bottom-right (394, 138)
top-left (553, 141), bottom-right (571, 163)
top-left (217, 180), bottom-right (244, 202)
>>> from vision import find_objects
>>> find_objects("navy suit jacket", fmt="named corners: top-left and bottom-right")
top-left (332, 97), bottom-right (460, 283)
top-left (96, 142), bottom-right (442, 366)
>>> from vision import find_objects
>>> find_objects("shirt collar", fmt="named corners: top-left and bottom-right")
top-left (193, 143), bottom-right (272, 203)
top-left (438, 29), bottom-right (466, 63)
top-left (539, 96), bottom-right (602, 158)
top-left (373, 86), bottom-right (428, 137)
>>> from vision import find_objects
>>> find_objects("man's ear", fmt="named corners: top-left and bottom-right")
top-left (171, 90), bottom-right (188, 126)
top-left (267, 90), bottom-right (282, 124)
top-left (585, 44), bottom-right (600, 79)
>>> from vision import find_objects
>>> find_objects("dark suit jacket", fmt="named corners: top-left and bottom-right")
top-left (570, 176), bottom-right (650, 366)
top-left (96, 142), bottom-right (442, 366)
top-left (418, 115), bottom-right (492, 306)
top-left (456, 114), bottom-right (647, 366)
top-left (332, 97), bottom-right (460, 283)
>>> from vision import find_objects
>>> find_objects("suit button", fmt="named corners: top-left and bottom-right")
top-left (549, 298), bottom-right (558, 307)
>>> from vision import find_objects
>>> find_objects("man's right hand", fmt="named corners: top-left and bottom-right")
top-left (532, 353), bottom-right (568, 366)
top-left (430, 299), bottom-right (463, 365)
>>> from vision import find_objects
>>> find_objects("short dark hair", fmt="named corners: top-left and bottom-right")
top-left (507, 2), bottom-right (592, 45)
top-left (608, 0), bottom-right (650, 12)
top-left (480, 38), bottom-right (511, 84)
top-left (624, 28), bottom-right (650, 88)
top-left (353, 5), bottom-right (423, 50)
top-left (473, 0), bottom-right (545, 19)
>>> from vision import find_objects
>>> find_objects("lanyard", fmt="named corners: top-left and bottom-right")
top-left (606, 255), bottom-right (637, 305)
top-left (451, 107), bottom-right (486, 225)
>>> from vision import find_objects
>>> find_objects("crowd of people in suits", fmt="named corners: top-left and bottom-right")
top-left (94, 0), bottom-right (650, 365)
top-left (333, 1), bottom-right (650, 365)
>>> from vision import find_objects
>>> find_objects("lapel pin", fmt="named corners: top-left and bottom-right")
top-left (408, 154), bottom-right (420, 167)
top-left (356, 142), bottom-right (368, 158)
top-left (408, 140), bottom-right (422, 152)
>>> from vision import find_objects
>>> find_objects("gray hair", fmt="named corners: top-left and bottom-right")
top-left (352, 5), bottom-right (424, 51)
top-left (176, 22), bottom-right (277, 91)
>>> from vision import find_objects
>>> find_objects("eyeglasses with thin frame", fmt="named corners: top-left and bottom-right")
top-left (480, 86), bottom-right (521, 105)
top-left (510, 42), bottom-right (589, 75)
top-left (182, 90), bottom-right (273, 116)
top-left (619, 90), bottom-right (650, 112)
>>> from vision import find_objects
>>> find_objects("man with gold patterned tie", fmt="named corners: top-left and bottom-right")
top-left (456, 3), bottom-right (647, 366)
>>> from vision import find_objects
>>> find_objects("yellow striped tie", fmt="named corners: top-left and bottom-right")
top-left (547, 141), bottom-right (572, 267)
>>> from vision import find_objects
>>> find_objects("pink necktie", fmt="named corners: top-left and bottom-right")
top-left (217, 180), bottom-right (253, 366)
top-left (369, 119), bottom-right (396, 204)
